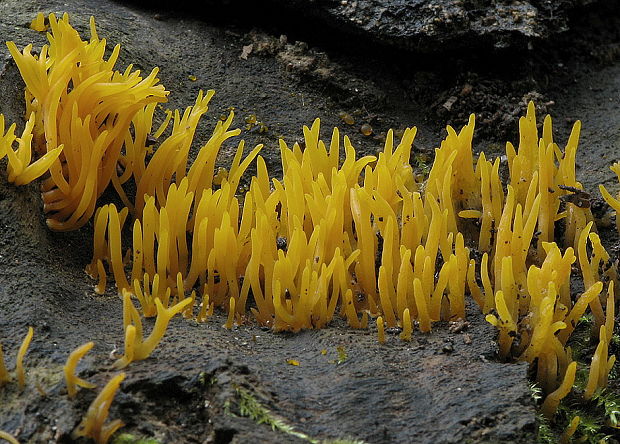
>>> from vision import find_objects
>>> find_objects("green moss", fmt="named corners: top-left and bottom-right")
top-left (231, 386), bottom-right (367, 444)
top-left (536, 414), bottom-right (554, 444)
top-left (412, 154), bottom-right (430, 176)
top-left (112, 433), bottom-right (161, 444)
top-left (321, 439), bottom-right (364, 444)
top-left (336, 346), bottom-right (347, 365)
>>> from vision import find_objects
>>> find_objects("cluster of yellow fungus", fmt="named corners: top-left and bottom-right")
top-left (2, 330), bottom-right (122, 442)
top-left (2, 13), bottom-right (619, 441)
top-left (7, 13), bottom-right (168, 230)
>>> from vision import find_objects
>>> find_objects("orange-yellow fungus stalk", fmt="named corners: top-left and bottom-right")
top-left (72, 372), bottom-right (126, 444)
top-left (605, 281), bottom-right (615, 343)
top-left (377, 316), bottom-right (385, 343)
top-left (427, 115), bottom-right (478, 227)
top-left (577, 222), bottom-right (605, 330)
top-left (225, 297), bottom-right (236, 329)
top-left (64, 342), bottom-right (96, 398)
top-left (0, 430), bottom-right (20, 444)
top-left (414, 278), bottom-right (432, 333)
top-left (477, 154), bottom-right (501, 252)
top-left (494, 184), bottom-right (517, 281)
top-left (94, 260), bottom-right (107, 295)
top-left (584, 325), bottom-right (613, 400)
top-left (599, 161), bottom-right (620, 233)
top-left (559, 416), bottom-right (580, 444)
top-left (114, 292), bottom-right (191, 368)
top-left (378, 266), bottom-right (397, 328)
top-left (0, 343), bottom-right (10, 385)
top-left (16, 327), bottom-right (33, 390)
top-left (136, 297), bottom-right (191, 359)
top-left (344, 289), bottom-right (362, 328)
top-left (485, 290), bottom-right (517, 359)
top-left (467, 259), bottom-right (484, 310)
top-left (400, 308), bottom-right (412, 341)
top-left (115, 325), bottom-right (137, 370)
top-left (557, 281), bottom-right (603, 344)
top-left (1, 113), bottom-right (63, 186)
top-left (30, 12), bottom-right (47, 31)
top-left (519, 284), bottom-right (560, 363)
top-left (350, 186), bottom-right (378, 310)
top-left (480, 253), bottom-right (494, 313)
top-left (540, 361), bottom-right (576, 418)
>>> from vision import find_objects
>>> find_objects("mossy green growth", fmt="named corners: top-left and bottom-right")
top-left (536, 413), bottom-right (554, 444)
top-left (230, 386), bottom-right (367, 444)
top-left (112, 433), bottom-right (161, 444)
top-left (412, 154), bottom-right (430, 176)
top-left (336, 346), bottom-right (347, 365)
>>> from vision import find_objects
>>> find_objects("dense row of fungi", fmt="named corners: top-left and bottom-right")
top-left (0, 12), bottom-right (618, 443)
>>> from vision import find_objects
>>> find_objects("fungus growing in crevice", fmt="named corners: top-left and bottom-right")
top-left (72, 372), bottom-right (126, 444)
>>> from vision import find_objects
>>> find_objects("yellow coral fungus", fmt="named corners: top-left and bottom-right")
top-left (577, 222), bottom-right (606, 331)
top-left (16, 327), bottom-right (33, 390)
top-left (72, 372), bottom-right (125, 444)
top-left (599, 161), bottom-right (620, 234)
top-left (0, 113), bottom-right (63, 186)
top-left (224, 297), bottom-right (236, 329)
top-left (377, 316), bottom-right (385, 344)
top-left (29, 12), bottom-right (47, 32)
top-left (0, 430), bottom-right (20, 444)
top-left (584, 293), bottom-right (616, 400)
top-left (485, 290), bottom-right (518, 359)
top-left (3, 13), bottom-right (620, 437)
top-left (557, 281), bottom-right (603, 344)
top-left (427, 114), bottom-right (479, 231)
top-left (559, 416), bottom-right (580, 444)
top-left (7, 13), bottom-right (168, 230)
top-left (540, 361), bottom-right (576, 418)
top-left (400, 308), bottom-right (412, 341)
top-left (64, 342), bottom-right (96, 398)
top-left (0, 342), bottom-right (10, 385)
top-left (114, 291), bottom-right (191, 368)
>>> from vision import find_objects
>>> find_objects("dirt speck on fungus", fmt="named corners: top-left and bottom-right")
top-left (0, 0), bottom-right (619, 443)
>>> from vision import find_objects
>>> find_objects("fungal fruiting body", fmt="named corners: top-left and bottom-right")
top-left (0, 327), bottom-right (35, 392)
top-left (0, 430), bottom-right (20, 444)
top-left (6, 13), bottom-right (168, 230)
top-left (2, 13), bottom-right (619, 438)
top-left (113, 290), bottom-right (192, 369)
top-left (0, 342), bottom-right (10, 385)
top-left (0, 113), bottom-right (62, 186)
top-left (15, 327), bottom-right (33, 390)
top-left (29, 12), bottom-right (47, 32)
top-left (72, 372), bottom-right (126, 444)
top-left (64, 342), bottom-right (96, 398)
